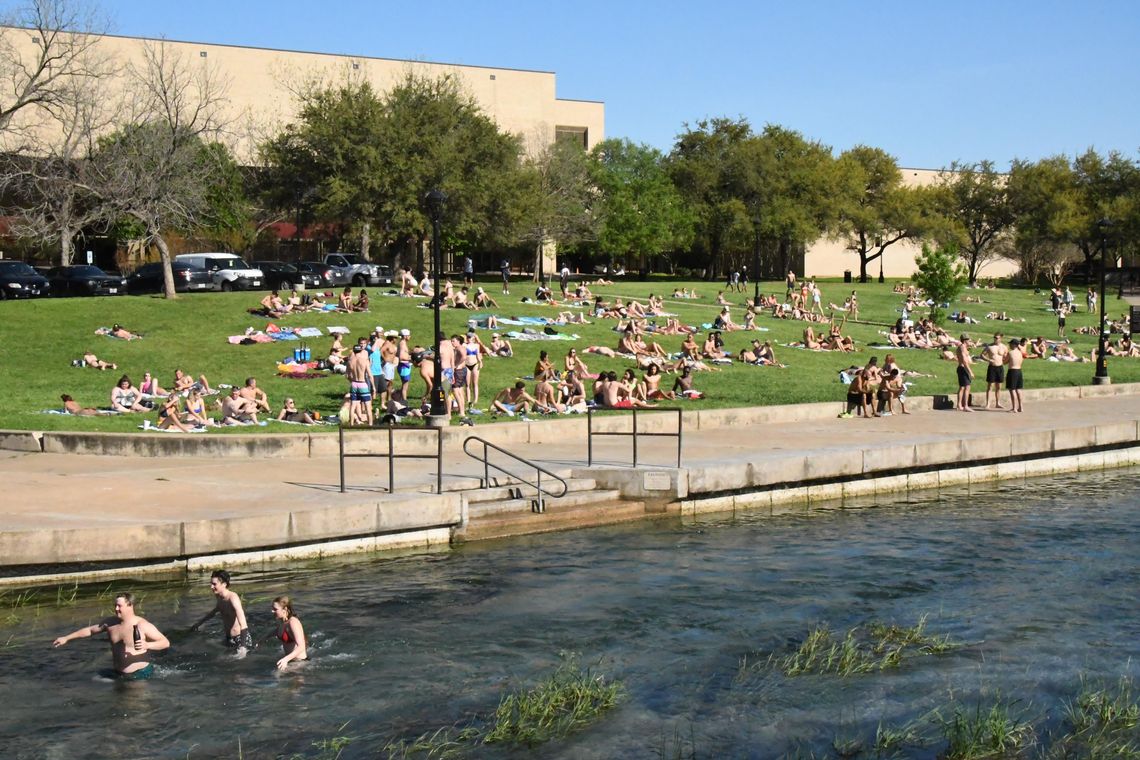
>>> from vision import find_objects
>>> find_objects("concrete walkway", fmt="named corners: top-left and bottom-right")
top-left (3, 387), bottom-right (1140, 581)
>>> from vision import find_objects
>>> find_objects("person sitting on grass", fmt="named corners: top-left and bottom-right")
top-left (156, 392), bottom-right (194, 432)
top-left (239, 377), bottom-right (271, 414)
top-left (184, 388), bottom-right (216, 427)
top-left (557, 310), bottom-right (590, 324)
top-left (564, 347), bottom-right (590, 379)
top-left (82, 350), bottom-right (116, 370)
top-left (277, 397), bottom-right (317, 424)
top-left (61, 394), bottom-right (98, 416)
top-left (472, 287), bottom-right (499, 309)
top-left (617, 325), bottom-right (668, 359)
top-left (354, 289), bottom-right (369, 311)
top-left (110, 375), bottom-right (148, 413)
top-left (139, 371), bottom-right (168, 397)
top-left (672, 366), bottom-right (703, 398)
top-left (488, 332), bottom-right (513, 357)
top-left (559, 370), bottom-right (587, 406)
top-left (533, 375), bottom-right (566, 414)
top-left (449, 287), bottom-right (476, 310)
top-left (260, 290), bottom-right (289, 317)
top-left (642, 363), bottom-right (676, 400)
top-left (595, 371), bottom-right (655, 409)
top-left (491, 381), bottom-right (537, 418)
top-left (702, 333), bottom-right (727, 360)
top-left (173, 368), bottom-right (213, 395)
top-left (221, 388), bottom-right (258, 425)
top-left (338, 287), bottom-right (354, 312)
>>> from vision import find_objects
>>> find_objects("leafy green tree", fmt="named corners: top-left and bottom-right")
top-left (1006, 155), bottom-right (1081, 283)
top-left (668, 117), bottom-right (753, 279)
top-left (1070, 149), bottom-right (1140, 268)
top-left (913, 243), bottom-right (967, 322)
top-left (933, 161), bottom-right (1014, 285)
top-left (834, 146), bottom-right (932, 282)
top-left (590, 138), bottom-right (692, 273)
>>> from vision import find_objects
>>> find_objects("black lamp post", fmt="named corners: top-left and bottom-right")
top-left (752, 211), bottom-right (761, 310)
top-left (1093, 217), bottom-right (1112, 385)
top-left (426, 189), bottom-right (449, 421)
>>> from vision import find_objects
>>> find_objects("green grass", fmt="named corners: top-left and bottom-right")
top-left (0, 276), bottom-right (1134, 432)
top-left (770, 617), bottom-right (959, 678)
top-left (936, 698), bottom-right (1035, 759)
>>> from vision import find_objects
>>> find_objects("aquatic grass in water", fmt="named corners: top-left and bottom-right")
top-left (772, 617), bottom-right (959, 678)
top-left (382, 725), bottom-right (480, 759)
top-left (1048, 676), bottom-right (1140, 758)
top-left (936, 698), bottom-right (1035, 759)
top-left (483, 655), bottom-right (624, 746)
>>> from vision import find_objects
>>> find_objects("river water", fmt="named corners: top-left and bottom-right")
top-left (3, 468), bottom-right (1139, 759)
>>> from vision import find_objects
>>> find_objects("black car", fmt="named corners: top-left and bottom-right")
top-left (0, 260), bottom-right (51, 299)
top-left (127, 261), bottom-right (215, 293)
top-left (47, 265), bottom-right (127, 297)
top-left (295, 261), bottom-right (347, 288)
top-left (254, 261), bottom-right (323, 291)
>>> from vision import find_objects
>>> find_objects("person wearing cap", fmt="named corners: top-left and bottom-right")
top-left (377, 331), bottom-right (399, 407)
top-left (397, 329), bottom-right (413, 390)
top-left (473, 286), bottom-right (499, 310)
top-left (489, 332), bottom-right (513, 358)
top-left (956, 334), bottom-right (974, 412)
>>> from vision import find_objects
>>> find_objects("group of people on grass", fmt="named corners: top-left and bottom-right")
top-left (52, 569), bottom-right (306, 679)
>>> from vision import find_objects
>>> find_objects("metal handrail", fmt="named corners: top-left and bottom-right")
top-left (462, 435), bottom-right (568, 513)
top-left (587, 408), bottom-right (683, 467)
top-left (338, 424), bottom-right (443, 494)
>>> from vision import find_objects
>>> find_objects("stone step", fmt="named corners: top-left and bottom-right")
top-left (467, 488), bottom-right (622, 517)
top-left (462, 477), bottom-right (599, 504)
top-left (457, 499), bottom-right (651, 542)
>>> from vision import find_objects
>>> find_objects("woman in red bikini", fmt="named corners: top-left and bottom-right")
top-left (271, 596), bottom-right (308, 670)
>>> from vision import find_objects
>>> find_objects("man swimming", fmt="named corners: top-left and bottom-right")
top-left (190, 569), bottom-right (252, 648)
top-left (52, 592), bottom-right (169, 679)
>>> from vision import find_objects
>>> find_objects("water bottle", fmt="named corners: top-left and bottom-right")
top-left (293, 347), bottom-right (302, 362)
top-left (303, 344), bottom-right (311, 362)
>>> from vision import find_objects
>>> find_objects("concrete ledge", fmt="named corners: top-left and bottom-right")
top-left (42, 431), bottom-right (311, 458)
top-left (0, 430), bottom-right (42, 452)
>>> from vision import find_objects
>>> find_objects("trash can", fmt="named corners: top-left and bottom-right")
top-left (844, 270), bottom-right (852, 283)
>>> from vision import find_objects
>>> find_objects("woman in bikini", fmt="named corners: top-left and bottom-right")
top-left (184, 388), bottom-right (215, 427)
top-left (61, 394), bottom-right (98, 415)
top-left (534, 350), bottom-right (555, 381)
top-left (463, 333), bottom-right (484, 406)
top-left (271, 596), bottom-right (307, 670)
top-left (354, 289), bottom-right (369, 311)
top-left (277, 397), bottom-right (316, 424)
top-left (139, 371), bottom-right (168, 397)
top-left (157, 393), bottom-right (194, 431)
top-left (564, 347), bottom-right (590, 379)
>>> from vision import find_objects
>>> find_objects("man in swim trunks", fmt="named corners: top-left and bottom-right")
top-left (53, 592), bottom-right (169, 679)
top-left (346, 344), bottom-right (374, 426)
top-left (397, 329), bottom-right (413, 391)
top-left (1005, 338), bottom-right (1025, 413)
top-left (956, 334), bottom-right (974, 412)
top-left (980, 333), bottom-right (1008, 410)
top-left (190, 569), bottom-right (253, 648)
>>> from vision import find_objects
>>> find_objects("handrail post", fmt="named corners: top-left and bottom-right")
top-left (587, 409), bottom-right (593, 466)
top-left (632, 410), bottom-right (639, 467)
top-left (482, 440), bottom-right (489, 488)
top-left (338, 424), bottom-right (346, 493)
top-left (387, 425), bottom-right (395, 493)
top-left (436, 427), bottom-right (443, 494)
top-left (676, 409), bottom-right (683, 468)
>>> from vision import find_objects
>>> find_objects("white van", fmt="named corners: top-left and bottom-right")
top-left (174, 253), bottom-right (263, 292)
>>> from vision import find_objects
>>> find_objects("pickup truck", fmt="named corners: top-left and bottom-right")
top-left (323, 253), bottom-right (393, 287)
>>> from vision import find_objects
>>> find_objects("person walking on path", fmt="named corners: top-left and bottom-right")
top-left (1005, 338), bottom-right (1026, 413)
top-left (956, 335), bottom-right (975, 412)
top-left (53, 592), bottom-right (169, 679)
top-left (981, 333), bottom-right (1008, 409)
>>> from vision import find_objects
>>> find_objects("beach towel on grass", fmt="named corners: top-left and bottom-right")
top-left (43, 408), bottom-right (121, 416)
top-left (504, 330), bottom-right (579, 342)
top-left (294, 327), bottom-right (324, 338)
top-left (327, 326), bottom-right (350, 334)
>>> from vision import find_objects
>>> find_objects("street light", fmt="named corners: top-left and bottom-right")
top-left (1093, 217), bottom-right (1112, 385)
top-left (752, 210), bottom-right (761, 310)
top-left (426, 189), bottom-right (449, 422)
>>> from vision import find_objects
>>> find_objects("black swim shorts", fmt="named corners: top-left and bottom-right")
top-left (224, 629), bottom-right (253, 648)
top-left (957, 366), bottom-right (972, 388)
top-left (1006, 368), bottom-right (1024, 390)
top-left (986, 365), bottom-right (1005, 384)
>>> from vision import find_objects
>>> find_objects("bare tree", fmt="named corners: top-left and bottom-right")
top-left (93, 40), bottom-right (229, 298)
top-left (517, 138), bottom-right (599, 283)
top-left (0, 0), bottom-right (106, 145)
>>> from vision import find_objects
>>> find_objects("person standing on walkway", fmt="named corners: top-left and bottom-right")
top-left (1005, 338), bottom-right (1025, 413)
top-left (956, 335), bottom-right (975, 412)
top-left (53, 593), bottom-right (169, 679)
top-left (191, 569), bottom-right (252, 648)
top-left (981, 333), bottom-right (1008, 410)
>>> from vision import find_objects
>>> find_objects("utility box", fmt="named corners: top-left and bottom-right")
top-left (844, 270), bottom-right (852, 283)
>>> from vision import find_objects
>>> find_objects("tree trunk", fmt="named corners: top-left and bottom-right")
top-left (60, 225), bottom-right (74, 267)
top-left (534, 241), bottom-right (544, 283)
top-left (415, 233), bottom-right (426, 279)
top-left (361, 222), bottom-right (371, 261)
top-left (155, 234), bottom-right (178, 299)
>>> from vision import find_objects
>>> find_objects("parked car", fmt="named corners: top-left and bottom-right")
top-left (46, 265), bottom-right (127, 297)
top-left (324, 253), bottom-right (388, 286)
top-left (253, 261), bottom-right (322, 292)
top-left (127, 261), bottom-right (215, 293)
top-left (295, 260), bottom-right (349, 288)
top-left (174, 253), bottom-right (263, 291)
top-left (0, 260), bottom-right (51, 299)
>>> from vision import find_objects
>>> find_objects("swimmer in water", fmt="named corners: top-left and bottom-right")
top-left (52, 592), bottom-right (169, 679)
top-left (189, 569), bottom-right (252, 648)
top-left (271, 596), bottom-right (308, 670)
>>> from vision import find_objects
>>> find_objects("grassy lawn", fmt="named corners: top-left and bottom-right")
top-left (1, 277), bottom-right (1134, 433)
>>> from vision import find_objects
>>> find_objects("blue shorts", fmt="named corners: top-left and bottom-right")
top-left (398, 362), bottom-right (412, 382)
top-left (350, 381), bottom-right (372, 402)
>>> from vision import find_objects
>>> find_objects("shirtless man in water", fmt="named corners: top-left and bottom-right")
top-left (53, 592), bottom-right (169, 679)
top-left (190, 569), bottom-right (252, 648)
top-left (980, 333), bottom-right (1008, 409)
top-left (956, 335), bottom-right (975, 412)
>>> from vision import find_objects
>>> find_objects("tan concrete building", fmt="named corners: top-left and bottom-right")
top-left (804, 167), bottom-right (1018, 280)
top-left (0, 28), bottom-right (605, 161)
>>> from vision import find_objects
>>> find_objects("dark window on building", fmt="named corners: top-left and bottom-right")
top-left (555, 126), bottom-right (588, 150)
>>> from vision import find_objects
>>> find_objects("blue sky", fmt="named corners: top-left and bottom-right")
top-left (85, 0), bottom-right (1140, 169)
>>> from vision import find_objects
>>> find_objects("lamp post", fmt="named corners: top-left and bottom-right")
top-left (1093, 217), bottom-right (1112, 385)
top-left (426, 189), bottom-right (449, 422)
top-left (752, 210), bottom-right (761, 310)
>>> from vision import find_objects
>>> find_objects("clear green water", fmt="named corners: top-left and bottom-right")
top-left (3, 468), bottom-right (1139, 758)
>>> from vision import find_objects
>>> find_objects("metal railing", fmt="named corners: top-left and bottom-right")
top-left (462, 435), bottom-right (568, 513)
top-left (587, 408), bottom-right (683, 468)
top-left (338, 424), bottom-right (443, 494)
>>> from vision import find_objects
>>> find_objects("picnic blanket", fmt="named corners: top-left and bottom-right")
top-left (504, 330), bottom-right (579, 342)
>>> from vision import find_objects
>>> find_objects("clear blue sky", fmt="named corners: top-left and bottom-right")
top-left (82, 0), bottom-right (1140, 169)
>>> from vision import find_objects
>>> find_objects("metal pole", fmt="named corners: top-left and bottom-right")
top-left (436, 428), bottom-right (443, 494)
top-left (338, 424), bottom-right (346, 493)
top-left (587, 410), bottom-right (593, 466)
top-left (632, 410), bottom-right (638, 467)
top-left (1094, 219), bottom-right (1112, 385)
top-left (753, 220), bottom-right (761, 310)
top-left (388, 425), bottom-right (395, 493)
top-left (426, 190), bottom-right (448, 420)
top-left (483, 440), bottom-right (489, 489)
top-left (676, 410), bottom-right (682, 468)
